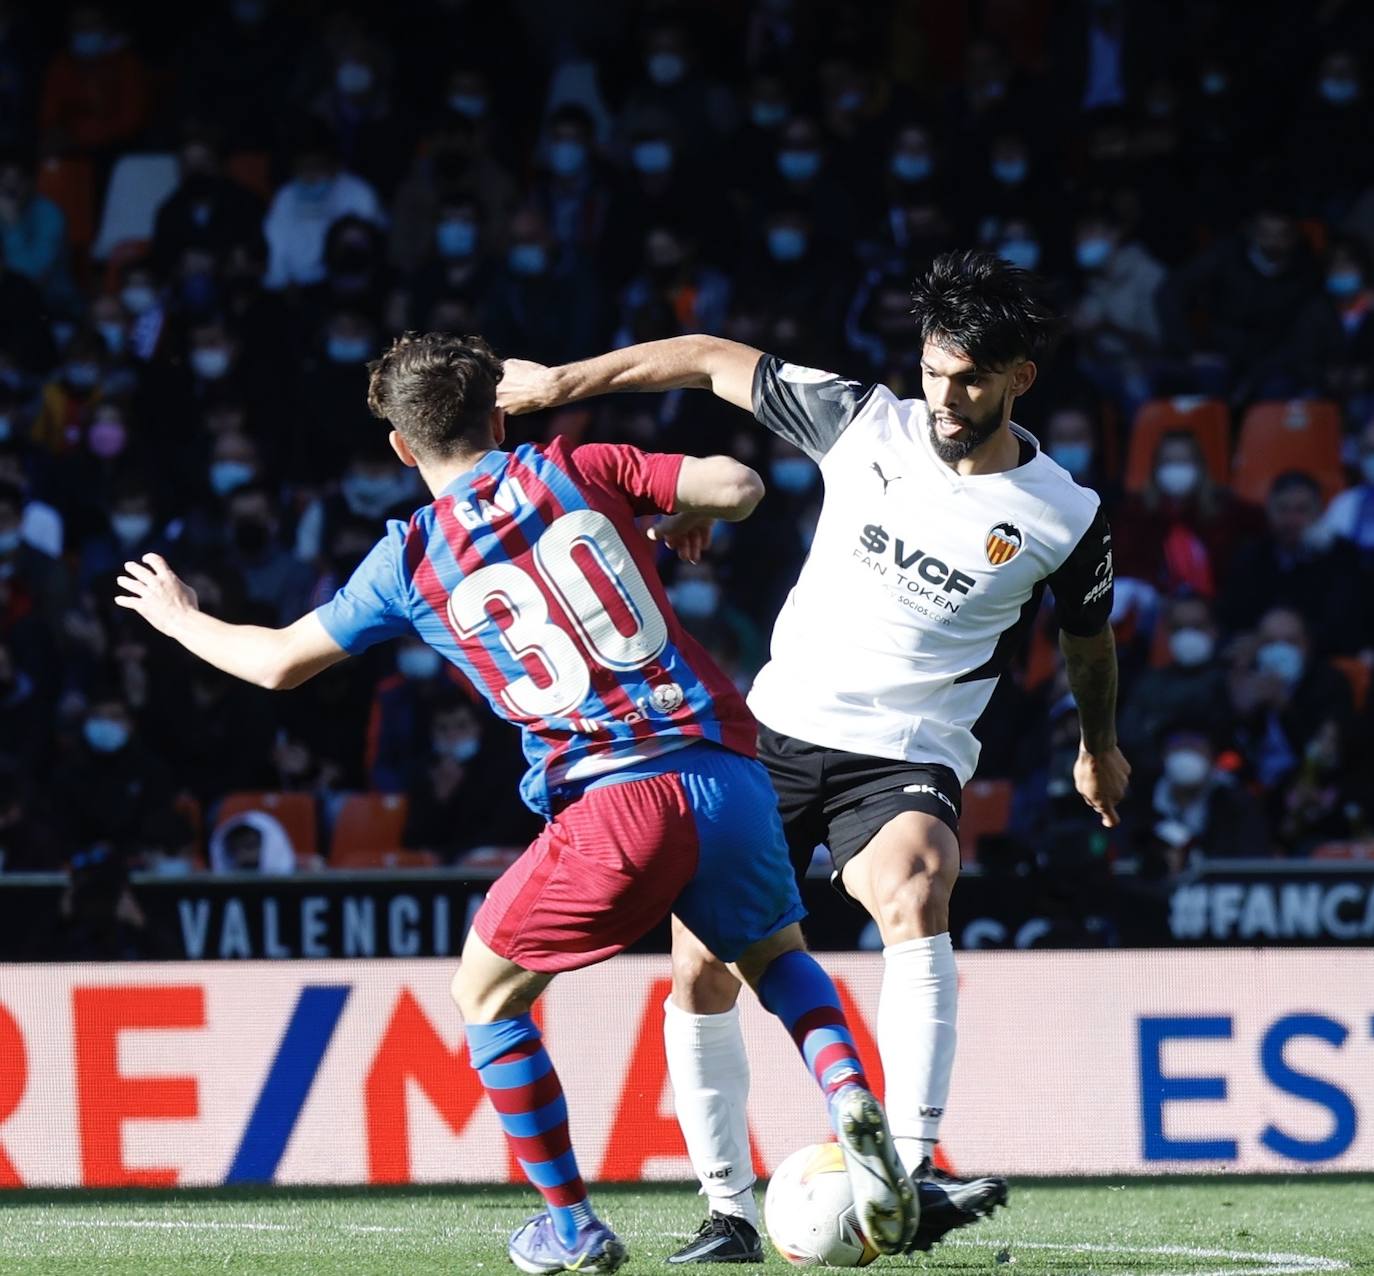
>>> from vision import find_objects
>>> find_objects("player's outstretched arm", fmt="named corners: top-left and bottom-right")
top-left (115, 554), bottom-right (347, 690)
top-left (1061, 624), bottom-right (1131, 828)
top-left (498, 336), bottom-right (764, 415)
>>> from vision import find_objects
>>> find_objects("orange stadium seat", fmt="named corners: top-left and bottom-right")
top-left (1231, 400), bottom-right (1344, 505)
top-left (226, 150), bottom-right (272, 200)
top-left (959, 778), bottom-right (1013, 866)
top-left (1124, 398), bottom-right (1231, 493)
top-left (36, 155), bottom-right (95, 249)
top-left (330, 792), bottom-right (409, 862)
top-left (331, 846), bottom-right (439, 871)
top-left (214, 791), bottom-right (318, 864)
top-left (1331, 656), bottom-right (1371, 715)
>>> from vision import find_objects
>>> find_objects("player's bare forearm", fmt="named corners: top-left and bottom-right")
top-left (115, 554), bottom-right (345, 690)
top-left (1061, 625), bottom-right (1118, 753)
top-left (1061, 625), bottom-right (1131, 826)
top-left (499, 337), bottom-right (763, 415)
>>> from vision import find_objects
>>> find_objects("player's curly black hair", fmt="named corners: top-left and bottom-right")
top-left (909, 250), bottom-right (1064, 370)
top-left (366, 331), bottom-right (504, 460)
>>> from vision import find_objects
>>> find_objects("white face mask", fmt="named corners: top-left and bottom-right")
top-left (397, 645), bottom-right (441, 680)
top-left (192, 346), bottom-right (231, 380)
top-left (1168, 627), bottom-right (1215, 667)
top-left (1164, 748), bottom-right (1211, 788)
top-left (1256, 640), bottom-right (1305, 685)
top-left (1155, 460), bottom-right (1200, 497)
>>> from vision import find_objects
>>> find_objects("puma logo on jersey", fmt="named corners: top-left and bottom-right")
top-left (871, 461), bottom-right (901, 494)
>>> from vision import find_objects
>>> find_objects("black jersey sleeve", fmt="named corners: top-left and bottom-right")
top-left (1047, 503), bottom-right (1115, 637)
top-left (751, 353), bottom-right (876, 461)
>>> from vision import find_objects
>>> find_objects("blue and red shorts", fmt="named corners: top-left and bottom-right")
top-left (473, 743), bottom-right (806, 973)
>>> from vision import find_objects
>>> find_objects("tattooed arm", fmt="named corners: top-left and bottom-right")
top-left (1060, 624), bottom-right (1131, 827)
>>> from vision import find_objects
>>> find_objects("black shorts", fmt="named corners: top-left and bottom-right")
top-left (757, 724), bottom-right (962, 894)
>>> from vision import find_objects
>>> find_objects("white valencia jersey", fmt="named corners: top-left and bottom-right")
top-left (746, 355), bottom-right (1114, 784)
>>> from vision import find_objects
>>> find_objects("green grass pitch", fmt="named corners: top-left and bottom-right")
top-left (0, 1177), bottom-right (1369, 1274)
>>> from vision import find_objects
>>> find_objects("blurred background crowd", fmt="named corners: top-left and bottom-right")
top-left (1, 0), bottom-right (1373, 888)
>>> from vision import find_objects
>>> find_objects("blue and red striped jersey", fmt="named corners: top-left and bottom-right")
top-left (315, 438), bottom-right (757, 816)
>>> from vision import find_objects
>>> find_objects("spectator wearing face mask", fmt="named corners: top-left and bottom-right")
top-left (665, 558), bottom-right (767, 677)
top-left (604, 121), bottom-right (721, 284)
top-left (222, 482), bottom-right (314, 625)
top-left (1284, 51), bottom-right (1374, 224)
top-left (77, 475), bottom-right (168, 591)
top-left (49, 690), bottom-right (177, 862)
top-left (30, 330), bottom-right (110, 457)
top-left (1113, 430), bottom-right (1263, 597)
top-left (1040, 401), bottom-right (1116, 502)
top-left (988, 214), bottom-right (1044, 279)
top-left (1159, 204), bottom-right (1321, 399)
top-left (1069, 211), bottom-right (1168, 416)
top-left (0, 146), bottom-right (78, 316)
top-left (310, 38), bottom-right (414, 201)
top-left (480, 207), bottom-right (605, 366)
top-left (764, 116), bottom-right (858, 254)
top-left (1119, 595), bottom-right (1232, 772)
top-left (403, 193), bottom-right (492, 325)
top-left (974, 135), bottom-right (1056, 239)
top-left (151, 127), bottom-right (265, 276)
top-left (39, 5), bottom-right (150, 156)
top-left (1228, 607), bottom-right (1355, 794)
top-left (1220, 471), bottom-right (1373, 650)
top-left (294, 443), bottom-right (421, 567)
top-left (388, 112), bottom-right (518, 278)
top-left (0, 437), bottom-right (63, 559)
top-left (530, 104), bottom-right (614, 262)
top-left (1287, 239), bottom-right (1374, 417)
top-left (620, 21), bottom-right (738, 164)
top-left (263, 126), bottom-right (384, 291)
top-left (366, 638), bottom-right (480, 793)
top-left (1138, 724), bottom-right (1269, 867)
top-left (402, 694), bottom-right (538, 864)
top-left (1317, 418), bottom-right (1374, 567)
top-left (734, 209), bottom-right (845, 365)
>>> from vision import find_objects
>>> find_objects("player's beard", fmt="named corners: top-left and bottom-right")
top-left (927, 402), bottom-right (1003, 463)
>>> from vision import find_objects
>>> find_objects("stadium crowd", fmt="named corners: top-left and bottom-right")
top-left (1, 0), bottom-right (1373, 885)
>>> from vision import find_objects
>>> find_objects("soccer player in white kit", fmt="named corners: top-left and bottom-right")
top-left (498, 251), bottom-right (1132, 1263)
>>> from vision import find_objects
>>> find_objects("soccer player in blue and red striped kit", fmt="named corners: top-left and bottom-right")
top-left (114, 332), bottom-right (917, 1274)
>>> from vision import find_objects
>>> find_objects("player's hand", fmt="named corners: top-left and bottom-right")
top-left (1073, 744), bottom-right (1131, 828)
top-left (647, 511), bottom-right (715, 564)
top-left (497, 358), bottom-right (559, 415)
top-left (114, 554), bottom-right (198, 636)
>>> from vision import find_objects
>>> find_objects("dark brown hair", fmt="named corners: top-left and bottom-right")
top-left (366, 332), bottom-right (503, 459)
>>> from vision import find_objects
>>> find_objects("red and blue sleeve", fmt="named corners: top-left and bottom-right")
top-left (314, 520), bottom-right (415, 654)
top-left (570, 442), bottom-right (684, 517)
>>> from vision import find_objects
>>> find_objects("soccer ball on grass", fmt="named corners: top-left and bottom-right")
top-left (763, 1142), bottom-right (881, 1267)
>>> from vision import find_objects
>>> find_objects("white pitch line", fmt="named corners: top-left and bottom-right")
top-left (30, 1218), bottom-right (410, 1235)
top-left (942, 1237), bottom-right (1349, 1274)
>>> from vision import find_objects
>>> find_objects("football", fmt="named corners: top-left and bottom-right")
top-left (763, 1142), bottom-right (881, 1268)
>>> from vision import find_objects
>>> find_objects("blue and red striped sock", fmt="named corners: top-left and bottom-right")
top-left (758, 950), bottom-right (869, 1103)
top-left (466, 1014), bottom-right (596, 1248)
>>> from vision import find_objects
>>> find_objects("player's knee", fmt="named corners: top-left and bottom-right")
top-left (671, 945), bottom-right (742, 1014)
top-left (872, 868), bottom-right (951, 943)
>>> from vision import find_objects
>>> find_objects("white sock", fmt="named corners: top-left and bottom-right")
top-left (663, 997), bottom-right (758, 1225)
top-left (878, 933), bottom-right (958, 1175)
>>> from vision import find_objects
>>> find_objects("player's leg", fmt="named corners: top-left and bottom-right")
top-left (662, 729), bottom-right (828, 1264)
top-left (668, 748), bottom-right (916, 1256)
top-left (837, 808), bottom-right (961, 1177)
top-left (662, 919), bottom-right (760, 1264)
top-left (832, 793), bottom-right (1007, 1245)
top-left (454, 784), bottom-right (702, 1276)
top-left (451, 931), bottom-right (625, 1275)
top-left (731, 922), bottom-right (916, 1255)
